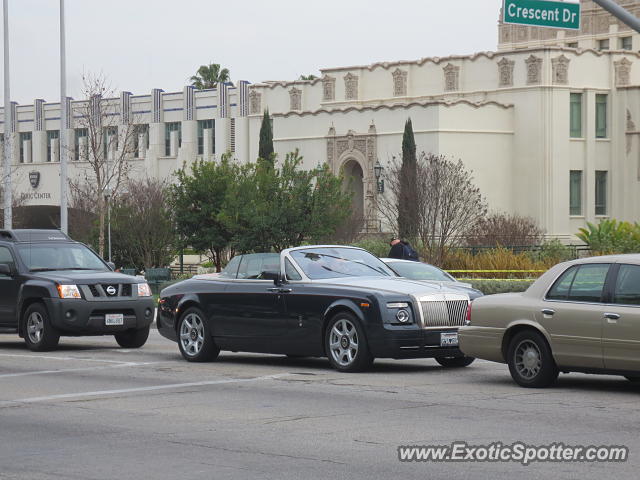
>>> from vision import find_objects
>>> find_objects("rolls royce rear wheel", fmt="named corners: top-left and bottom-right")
top-left (435, 356), bottom-right (475, 368)
top-left (507, 330), bottom-right (558, 388)
top-left (325, 313), bottom-right (373, 372)
top-left (177, 307), bottom-right (220, 362)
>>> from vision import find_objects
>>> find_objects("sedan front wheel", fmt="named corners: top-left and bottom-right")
top-left (325, 313), bottom-right (373, 372)
top-left (507, 330), bottom-right (558, 388)
top-left (177, 307), bottom-right (220, 362)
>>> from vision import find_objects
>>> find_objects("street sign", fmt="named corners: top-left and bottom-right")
top-left (503, 0), bottom-right (581, 30)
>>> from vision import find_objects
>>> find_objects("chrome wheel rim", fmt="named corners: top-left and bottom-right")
top-left (26, 312), bottom-right (44, 344)
top-left (179, 313), bottom-right (205, 357)
top-left (329, 319), bottom-right (359, 367)
top-left (514, 339), bottom-right (542, 380)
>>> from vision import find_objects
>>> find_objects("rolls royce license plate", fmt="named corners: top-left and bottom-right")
top-left (105, 313), bottom-right (124, 326)
top-left (440, 332), bottom-right (458, 346)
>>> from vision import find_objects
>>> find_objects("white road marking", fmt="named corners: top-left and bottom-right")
top-left (0, 353), bottom-right (131, 364)
top-left (5, 373), bottom-right (294, 404)
top-left (0, 361), bottom-right (163, 379)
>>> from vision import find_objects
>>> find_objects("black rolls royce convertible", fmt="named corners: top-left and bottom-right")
top-left (158, 246), bottom-right (474, 372)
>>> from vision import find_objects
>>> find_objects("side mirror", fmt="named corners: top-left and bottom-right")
top-left (0, 264), bottom-right (12, 276)
top-left (259, 270), bottom-right (281, 284)
top-left (107, 262), bottom-right (116, 271)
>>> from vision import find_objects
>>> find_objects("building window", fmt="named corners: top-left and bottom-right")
top-left (47, 130), bottom-right (59, 162)
top-left (620, 36), bottom-right (632, 50)
top-left (570, 170), bottom-right (583, 216)
top-left (566, 42), bottom-right (578, 49)
top-left (230, 118), bottom-right (236, 153)
top-left (165, 122), bottom-right (181, 156)
top-left (598, 39), bottom-right (610, 50)
top-left (19, 132), bottom-right (32, 163)
top-left (595, 170), bottom-right (608, 216)
top-left (596, 94), bottom-right (608, 138)
top-left (103, 126), bottom-right (118, 160)
top-left (133, 124), bottom-right (149, 158)
top-left (570, 93), bottom-right (582, 138)
top-left (74, 128), bottom-right (87, 161)
top-left (197, 119), bottom-right (214, 155)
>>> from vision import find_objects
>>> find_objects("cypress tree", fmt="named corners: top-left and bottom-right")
top-left (258, 109), bottom-right (274, 163)
top-left (398, 118), bottom-right (418, 239)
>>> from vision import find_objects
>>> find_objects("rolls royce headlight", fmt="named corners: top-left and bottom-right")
top-left (387, 302), bottom-right (409, 309)
top-left (396, 309), bottom-right (410, 323)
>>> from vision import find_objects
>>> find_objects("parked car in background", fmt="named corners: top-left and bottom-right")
top-left (459, 255), bottom-right (640, 388)
top-left (0, 230), bottom-right (156, 351)
top-left (381, 258), bottom-right (484, 300)
top-left (158, 246), bottom-right (475, 371)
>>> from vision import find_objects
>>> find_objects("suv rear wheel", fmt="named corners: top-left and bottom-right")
top-left (23, 303), bottom-right (60, 352)
top-left (115, 326), bottom-right (150, 348)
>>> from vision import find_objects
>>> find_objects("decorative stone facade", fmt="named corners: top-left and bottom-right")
top-left (322, 75), bottom-right (335, 101)
top-left (249, 90), bottom-right (261, 115)
top-left (443, 63), bottom-right (459, 92)
top-left (497, 57), bottom-right (515, 87)
top-left (525, 55), bottom-right (542, 85)
top-left (615, 58), bottom-right (632, 87)
top-left (344, 73), bottom-right (359, 100)
top-left (392, 68), bottom-right (408, 96)
top-left (551, 55), bottom-right (570, 85)
top-left (289, 87), bottom-right (302, 111)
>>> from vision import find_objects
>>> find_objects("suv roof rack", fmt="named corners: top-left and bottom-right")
top-left (0, 229), bottom-right (72, 242)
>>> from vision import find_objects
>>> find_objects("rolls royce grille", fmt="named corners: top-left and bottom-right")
top-left (420, 299), bottom-right (469, 327)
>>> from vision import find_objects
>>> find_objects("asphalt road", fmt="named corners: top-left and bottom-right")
top-left (0, 330), bottom-right (639, 480)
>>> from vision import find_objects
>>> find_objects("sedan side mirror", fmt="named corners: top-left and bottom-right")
top-left (0, 264), bottom-right (12, 276)
top-left (259, 270), bottom-right (281, 284)
top-left (107, 262), bottom-right (116, 271)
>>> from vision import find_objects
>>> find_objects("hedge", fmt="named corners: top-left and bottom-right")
top-left (462, 278), bottom-right (536, 295)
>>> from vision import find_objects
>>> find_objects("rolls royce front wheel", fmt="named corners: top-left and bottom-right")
top-left (325, 313), bottom-right (373, 372)
top-left (177, 307), bottom-right (220, 362)
top-left (507, 330), bottom-right (558, 388)
top-left (435, 356), bottom-right (475, 368)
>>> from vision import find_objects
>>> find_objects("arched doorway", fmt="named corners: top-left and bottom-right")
top-left (342, 159), bottom-right (364, 221)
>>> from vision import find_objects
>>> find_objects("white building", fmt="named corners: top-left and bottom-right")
top-left (3, 0), bottom-right (640, 240)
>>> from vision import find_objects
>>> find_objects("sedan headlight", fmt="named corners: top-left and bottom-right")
top-left (57, 284), bottom-right (81, 299)
top-left (137, 283), bottom-right (152, 297)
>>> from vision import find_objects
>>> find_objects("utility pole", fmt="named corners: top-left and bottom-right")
top-left (592, 0), bottom-right (640, 33)
top-left (2, 0), bottom-right (11, 229)
top-left (59, 0), bottom-right (68, 233)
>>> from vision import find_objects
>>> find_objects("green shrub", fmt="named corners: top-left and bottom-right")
top-left (463, 278), bottom-right (535, 295)
top-left (533, 239), bottom-right (576, 264)
top-left (351, 237), bottom-right (389, 258)
top-left (576, 219), bottom-right (640, 254)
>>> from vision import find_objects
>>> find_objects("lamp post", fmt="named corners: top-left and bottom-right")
top-left (104, 187), bottom-right (112, 262)
top-left (374, 159), bottom-right (384, 194)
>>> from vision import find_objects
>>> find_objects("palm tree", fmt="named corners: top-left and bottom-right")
top-left (190, 63), bottom-right (231, 89)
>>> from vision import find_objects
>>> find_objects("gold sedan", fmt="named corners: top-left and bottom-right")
top-left (459, 255), bottom-right (640, 388)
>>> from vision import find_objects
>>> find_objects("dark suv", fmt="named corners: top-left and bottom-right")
top-left (0, 229), bottom-right (156, 351)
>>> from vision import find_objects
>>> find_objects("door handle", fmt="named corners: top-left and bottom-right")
top-left (541, 308), bottom-right (555, 316)
top-left (604, 312), bottom-right (620, 321)
top-left (267, 287), bottom-right (292, 294)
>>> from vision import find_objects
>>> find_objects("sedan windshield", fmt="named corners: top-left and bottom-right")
top-left (386, 261), bottom-right (455, 282)
top-left (291, 247), bottom-right (394, 280)
top-left (16, 243), bottom-right (109, 272)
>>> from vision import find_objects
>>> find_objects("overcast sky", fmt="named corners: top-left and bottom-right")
top-left (1, 0), bottom-right (505, 105)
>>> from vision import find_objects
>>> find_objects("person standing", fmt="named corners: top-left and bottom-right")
top-left (388, 237), bottom-right (420, 261)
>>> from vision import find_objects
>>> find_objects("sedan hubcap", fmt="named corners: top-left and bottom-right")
top-left (26, 312), bottom-right (44, 344)
top-left (180, 313), bottom-right (205, 357)
top-left (329, 319), bottom-right (359, 367)
top-left (514, 340), bottom-right (542, 379)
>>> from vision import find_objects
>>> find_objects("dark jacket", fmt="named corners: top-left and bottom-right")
top-left (388, 242), bottom-right (406, 259)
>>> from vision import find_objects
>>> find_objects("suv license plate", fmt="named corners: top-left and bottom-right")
top-left (440, 332), bottom-right (458, 346)
top-left (105, 314), bottom-right (124, 326)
